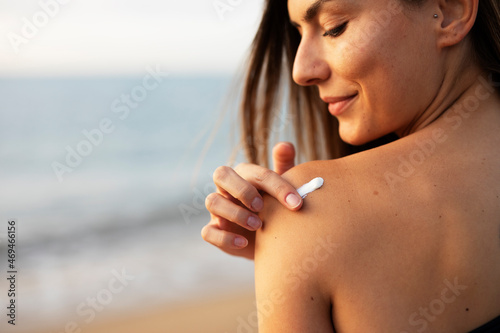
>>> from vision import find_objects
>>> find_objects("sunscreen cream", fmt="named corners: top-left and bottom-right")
top-left (297, 177), bottom-right (324, 199)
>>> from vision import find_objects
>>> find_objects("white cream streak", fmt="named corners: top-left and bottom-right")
top-left (297, 177), bottom-right (324, 199)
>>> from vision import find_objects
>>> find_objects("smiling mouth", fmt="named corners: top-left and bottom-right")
top-left (326, 94), bottom-right (358, 116)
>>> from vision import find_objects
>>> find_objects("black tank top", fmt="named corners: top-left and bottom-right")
top-left (469, 315), bottom-right (500, 333)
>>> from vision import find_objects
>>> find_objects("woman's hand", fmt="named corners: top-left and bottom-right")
top-left (201, 142), bottom-right (303, 260)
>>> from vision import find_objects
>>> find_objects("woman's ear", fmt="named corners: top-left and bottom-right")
top-left (434, 0), bottom-right (479, 48)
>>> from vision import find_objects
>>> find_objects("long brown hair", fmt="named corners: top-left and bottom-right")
top-left (239, 0), bottom-right (500, 167)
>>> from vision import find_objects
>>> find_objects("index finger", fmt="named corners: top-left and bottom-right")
top-left (234, 163), bottom-right (303, 211)
top-left (213, 166), bottom-right (264, 212)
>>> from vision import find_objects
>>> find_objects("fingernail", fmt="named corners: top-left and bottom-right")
top-left (285, 193), bottom-right (301, 208)
top-left (234, 237), bottom-right (248, 248)
top-left (247, 216), bottom-right (262, 230)
top-left (251, 197), bottom-right (264, 211)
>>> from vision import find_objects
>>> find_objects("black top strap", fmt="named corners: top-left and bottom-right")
top-left (469, 315), bottom-right (500, 333)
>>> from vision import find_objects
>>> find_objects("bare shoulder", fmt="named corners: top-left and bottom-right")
top-left (256, 153), bottom-right (390, 263)
top-left (256, 158), bottom-right (354, 264)
top-left (257, 158), bottom-right (354, 250)
top-left (253, 156), bottom-right (380, 332)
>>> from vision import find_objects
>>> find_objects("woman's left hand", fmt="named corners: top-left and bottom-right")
top-left (202, 142), bottom-right (301, 260)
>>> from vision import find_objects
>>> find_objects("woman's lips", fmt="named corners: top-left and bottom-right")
top-left (326, 94), bottom-right (358, 116)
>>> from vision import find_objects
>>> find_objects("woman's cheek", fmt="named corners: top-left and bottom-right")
top-left (337, 24), bottom-right (388, 80)
top-left (334, 39), bottom-right (376, 83)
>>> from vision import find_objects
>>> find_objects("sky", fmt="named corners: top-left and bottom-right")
top-left (0, 0), bottom-right (265, 76)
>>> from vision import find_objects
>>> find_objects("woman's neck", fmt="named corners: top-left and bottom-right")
top-left (401, 69), bottom-right (500, 141)
top-left (396, 41), bottom-right (494, 138)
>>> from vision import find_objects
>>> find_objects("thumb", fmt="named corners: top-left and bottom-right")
top-left (272, 142), bottom-right (296, 175)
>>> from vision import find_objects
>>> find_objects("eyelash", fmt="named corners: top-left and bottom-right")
top-left (323, 21), bottom-right (348, 38)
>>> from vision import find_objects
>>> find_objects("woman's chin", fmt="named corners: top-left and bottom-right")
top-left (338, 125), bottom-right (387, 147)
top-left (338, 127), bottom-right (372, 146)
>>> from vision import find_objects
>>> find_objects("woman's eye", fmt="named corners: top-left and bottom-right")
top-left (323, 21), bottom-right (348, 38)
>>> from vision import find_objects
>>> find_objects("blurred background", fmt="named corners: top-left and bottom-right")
top-left (0, 0), bottom-right (267, 332)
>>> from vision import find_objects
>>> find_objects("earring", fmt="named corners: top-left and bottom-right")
top-left (433, 14), bottom-right (438, 18)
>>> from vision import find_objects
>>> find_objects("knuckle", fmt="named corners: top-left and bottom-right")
top-left (205, 192), bottom-right (219, 211)
top-left (201, 224), bottom-right (225, 247)
top-left (255, 168), bottom-right (274, 184)
top-left (213, 166), bottom-right (232, 183)
top-left (230, 207), bottom-right (247, 224)
top-left (213, 230), bottom-right (228, 248)
top-left (200, 225), bottom-right (210, 241)
top-left (274, 183), bottom-right (290, 197)
top-left (201, 221), bottom-right (231, 248)
top-left (233, 183), bottom-right (255, 202)
top-left (234, 163), bottom-right (250, 173)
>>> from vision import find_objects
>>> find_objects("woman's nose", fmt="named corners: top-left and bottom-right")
top-left (292, 38), bottom-right (330, 86)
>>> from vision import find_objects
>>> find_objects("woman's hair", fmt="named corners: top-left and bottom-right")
top-left (239, 0), bottom-right (500, 166)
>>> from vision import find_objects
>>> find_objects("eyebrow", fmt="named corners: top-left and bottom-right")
top-left (290, 0), bottom-right (333, 27)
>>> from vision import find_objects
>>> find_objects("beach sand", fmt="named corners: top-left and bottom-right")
top-left (37, 291), bottom-right (257, 333)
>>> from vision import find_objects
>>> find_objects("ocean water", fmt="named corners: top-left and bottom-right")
top-left (0, 75), bottom-right (240, 235)
top-left (0, 76), bottom-right (255, 331)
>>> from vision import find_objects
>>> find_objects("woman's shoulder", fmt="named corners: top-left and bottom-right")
top-left (254, 158), bottom-right (354, 332)
top-left (256, 154), bottom-right (382, 266)
top-left (254, 154), bottom-right (391, 332)
top-left (255, 140), bottom-right (426, 276)
top-left (259, 147), bottom-right (395, 231)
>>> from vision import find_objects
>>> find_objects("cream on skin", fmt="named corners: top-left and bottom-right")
top-left (297, 177), bottom-right (325, 199)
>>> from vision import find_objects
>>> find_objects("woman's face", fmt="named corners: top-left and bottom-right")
top-left (288, 0), bottom-right (444, 145)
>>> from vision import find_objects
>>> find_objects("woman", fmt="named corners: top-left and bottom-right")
top-left (202, 0), bottom-right (500, 331)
